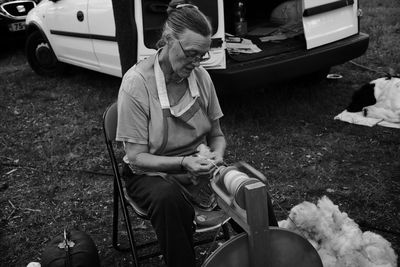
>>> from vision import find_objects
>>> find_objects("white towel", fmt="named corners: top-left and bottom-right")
top-left (376, 120), bottom-right (400, 129)
top-left (334, 110), bottom-right (400, 129)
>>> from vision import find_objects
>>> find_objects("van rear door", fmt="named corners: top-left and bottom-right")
top-left (136, 0), bottom-right (226, 69)
top-left (192, 0), bottom-right (225, 69)
top-left (302, 0), bottom-right (359, 49)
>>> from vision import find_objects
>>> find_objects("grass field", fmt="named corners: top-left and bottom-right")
top-left (1, 0), bottom-right (399, 266)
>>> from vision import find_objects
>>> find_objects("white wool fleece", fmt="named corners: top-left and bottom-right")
top-left (363, 77), bottom-right (400, 122)
top-left (279, 196), bottom-right (398, 267)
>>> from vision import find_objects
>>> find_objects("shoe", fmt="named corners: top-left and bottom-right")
top-left (194, 208), bottom-right (230, 233)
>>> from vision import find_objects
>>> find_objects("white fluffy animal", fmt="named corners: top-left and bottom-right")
top-left (279, 196), bottom-right (398, 267)
top-left (347, 76), bottom-right (400, 123)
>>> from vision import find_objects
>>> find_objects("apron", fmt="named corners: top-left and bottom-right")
top-left (153, 52), bottom-right (217, 210)
top-left (153, 51), bottom-right (212, 156)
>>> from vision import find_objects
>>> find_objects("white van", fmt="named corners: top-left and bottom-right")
top-left (25, 0), bottom-right (369, 90)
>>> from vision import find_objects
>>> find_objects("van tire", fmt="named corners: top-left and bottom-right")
top-left (25, 31), bottom-right (63, 76)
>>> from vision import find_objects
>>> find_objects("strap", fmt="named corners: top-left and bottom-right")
top-left (156, 112), bottom-right (169, 155)
top-left (178, 99), bottom-right (201, 122)
top-left (154, 50), bottom-right (200, 115)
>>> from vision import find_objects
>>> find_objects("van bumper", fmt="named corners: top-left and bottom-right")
top-left (209, 33), bottom-right (369, 90)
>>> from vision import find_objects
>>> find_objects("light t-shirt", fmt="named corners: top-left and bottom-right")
top-left (116, 57), bottom-right (223, 157)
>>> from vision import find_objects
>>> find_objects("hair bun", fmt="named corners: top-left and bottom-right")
top-left (167, 0), bottom-right (191, 14)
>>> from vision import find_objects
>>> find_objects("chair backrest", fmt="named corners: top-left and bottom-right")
top-left (102, 102), bottom-right (121, 183)
top-left (103, 102), bottom-right (118, 142)
top-left (102, 102), bottom-right (149, 219)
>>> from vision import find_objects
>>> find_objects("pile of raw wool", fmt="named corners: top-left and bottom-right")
top-left (279, 196), bottom-right (397, 267)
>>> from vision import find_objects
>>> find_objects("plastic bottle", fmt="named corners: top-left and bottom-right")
top-left (234, 0), bottom-right (247, 36)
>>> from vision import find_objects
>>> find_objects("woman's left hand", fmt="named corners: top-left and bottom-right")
top-left (182, 156), bottom-right (216, 177)
top-left (207, 152), bottom-right (224, 166)
top-left (196, 144), bottom-right (223, 166)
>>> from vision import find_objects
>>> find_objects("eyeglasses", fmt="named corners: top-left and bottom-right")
top-left (178, 40), bottom-right (210, 63)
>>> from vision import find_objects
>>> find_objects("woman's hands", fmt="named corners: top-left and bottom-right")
top-left (195, 143), bottom-right (224, 166)
top-left (205, 151), bottom-right (224, 166)
top-left (182, 156), bottom-right (217, 177)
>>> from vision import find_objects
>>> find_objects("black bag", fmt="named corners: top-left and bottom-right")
top-left (41, 230), bottom-right (100, 267)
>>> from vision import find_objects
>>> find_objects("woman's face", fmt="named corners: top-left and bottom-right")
top-left (168, 29), bottom-right (211, 78)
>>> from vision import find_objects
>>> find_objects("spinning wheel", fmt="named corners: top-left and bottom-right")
top-left (203, 162), bottom-right (323, 267)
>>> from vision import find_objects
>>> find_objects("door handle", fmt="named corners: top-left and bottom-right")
top-left (77, 10), bottom-right (84, 21)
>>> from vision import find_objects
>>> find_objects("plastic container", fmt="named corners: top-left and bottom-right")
top-left (234, 0), bottom-right (247, 36)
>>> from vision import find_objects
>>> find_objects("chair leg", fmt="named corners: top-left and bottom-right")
top-left (112, 179), bottom-right (120, 250)
top-left (112, 179), bottom-right (141, 267)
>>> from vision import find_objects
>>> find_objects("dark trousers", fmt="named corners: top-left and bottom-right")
top-left (122, 164), bottom-right (196, 267)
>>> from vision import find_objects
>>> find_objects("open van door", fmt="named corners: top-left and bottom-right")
top-left (193, 0), bottom-right (226, 70)
top-left (135, 0), bottom-right (226, 69)
top-left (302, 0), bottom-right (359, 49)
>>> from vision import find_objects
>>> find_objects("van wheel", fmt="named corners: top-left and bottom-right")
top-left (25, 31), bottom-right (63, 76)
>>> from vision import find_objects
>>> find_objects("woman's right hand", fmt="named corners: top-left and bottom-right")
top-left (182, 156), bottom-right (216, 177)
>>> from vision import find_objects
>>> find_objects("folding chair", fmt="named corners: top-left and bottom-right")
top-left (102, 102), bottom-right (230, 266)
